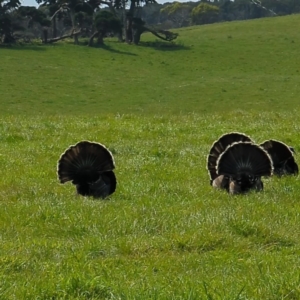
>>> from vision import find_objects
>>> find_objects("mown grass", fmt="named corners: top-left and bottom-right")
top-left (1, 112), bottom-right (300, 299)
top-left (1, 14), bottom-right (300, 115)
top-left (0, 14), bottom-right (300, 299)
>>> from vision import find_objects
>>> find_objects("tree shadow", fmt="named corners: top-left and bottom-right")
top-left (0, 44), bottom-right (47, 51)
top-left (138, 40), bottom-right (191, 51)
top-left (91, 43), bottom-right (138, 56)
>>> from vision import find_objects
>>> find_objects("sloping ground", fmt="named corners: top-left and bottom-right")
top-left (1, 14), bottom-right (300, 115)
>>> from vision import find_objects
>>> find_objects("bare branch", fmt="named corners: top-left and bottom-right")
top-left (145, 27), bottom-right (179, 42)
top-left (250, 0), bottom-right (277, 16)
top-left (98, 0), bottom-right (112, 7)
top-left (50, 4), bottom-right (69, 21)
top-left (88, 30), bottom-right (99, 46)
top-left (46, 29), bottom-right (81, 43)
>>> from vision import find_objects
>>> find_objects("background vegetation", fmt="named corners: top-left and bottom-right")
top-left (1, 0), bottom-right (300, 45)
top-left (1, 13), bottom-right (300, 299)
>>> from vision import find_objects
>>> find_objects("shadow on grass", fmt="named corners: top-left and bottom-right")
top-left (1, 39), bottom-right (188, 53)
top-left (74, 40), bottom-right (138, 56)
top-left (138, 40), bottom-right (191, 51)
top-left (77, 38), bottom-right (187, 54)
top-left (0, 44), bottom-right (47, 51)
top-left (91, 43), bottom-right (138, 56)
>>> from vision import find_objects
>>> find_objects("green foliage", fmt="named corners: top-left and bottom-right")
top-left (160, 1), bottom-right (191, 16)
top-left (160, 1), bottom-right (192, 27)
top-left (94, 10), bottom-right (122, 33)
top-left (0, 0), bottom-right (22, 42)
top-left (132, 16), bottom-right (145, 26)
top-left (74, 1), bottom-right (94, 15)
top-left (191, 2), bottom-right (219, 25)
top-left (18, 6), bottom-right (51, 27)
top-left (0, 0), bottom-right (20, 9)
top-left (75, 11), bottom-right (92, 28)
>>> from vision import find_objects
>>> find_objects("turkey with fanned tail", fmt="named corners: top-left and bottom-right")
top-left (259, 139), bottom-right (298, 176)
top-left (216, 142), bottom-right (273, 194)
top-left (57, 141), bottom-right (116, 199)
top-left (207, 132), bottom-right (254, 190)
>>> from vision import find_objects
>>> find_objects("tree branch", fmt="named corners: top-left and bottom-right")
top-left (50, 4), bottom-right (69, 21)
top-left (250, 0), bottom-right (277, 16)
top-left (145, 27), bottom-right (178, 42)
top-left (88, 30), bottom-right (99, 46)
top-left (46, 29), bottom-right (81, 43)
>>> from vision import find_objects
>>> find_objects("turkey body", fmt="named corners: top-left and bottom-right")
top-left (57, 141), bottom-right (116, 199)
top-left (207, 133), bottom-right (273, 194)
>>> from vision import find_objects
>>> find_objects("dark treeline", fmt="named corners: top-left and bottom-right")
top-left (0, 0), bottom-right (299, 46)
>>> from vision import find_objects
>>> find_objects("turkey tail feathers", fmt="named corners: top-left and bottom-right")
top-left (57, 141), bottom-right (115, 184)
top-left (260, 140), bottom-right (293, 165)
top-left (284, 157), bottom-right (299, 175)
top-left (216, 142), bottom-right (273, 177)
top-left (207, 132), bottom-right (253, 181)
top-left (260, 139), bottom-right (298, 176)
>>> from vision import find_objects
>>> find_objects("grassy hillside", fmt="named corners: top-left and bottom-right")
top-left (0, 15), bottom-right (300, 299)
top-left (1, 14), bottom-right (300, 115)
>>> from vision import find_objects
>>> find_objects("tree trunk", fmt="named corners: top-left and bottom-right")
top-left (42, 28), bottom-right (48, 43)
top-left (122, 0), bottom-right (126, 41)
top-left (125, 0), bottom-right (135, 43)
top-left (126, 16), bottom-right (133, 43)
top-left (132, 23), bottom-right (144, 45)
top-left (3, 32), bottom-right (15, 43)
top-left (88, 31), bottom-right (99, 46)
top-left (97, 31), bottom-right (105, 45)
top-left (52, 15), bottom-right (57, 38)
top-left (70, 9), bottom-right (79, 44)
top-left (132, 29), bottom-right (142, 45)
top-left (117, 29), bottom-right (123, 42)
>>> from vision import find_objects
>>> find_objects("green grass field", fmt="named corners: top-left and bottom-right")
top-left (1, 14), bottom-right (300, 299)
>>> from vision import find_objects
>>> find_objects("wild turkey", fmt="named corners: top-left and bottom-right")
top-left (216, 142), bottom-right (273, 194)
top-left (207, 132), bottom-right (253, 189)
top-left (57, 141), bottom-right (116, 199)
top-left (260, 140), bottom-right (298, 176)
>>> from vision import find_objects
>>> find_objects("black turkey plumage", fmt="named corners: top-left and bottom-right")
top-left (57, 141), bottom-right (116, 199)
top-left (207, 132), bottom-right (253, 189)
top-left (216, 142), bottom-right (273, 194)
top-left (260, 140), bottom-right (298, 176)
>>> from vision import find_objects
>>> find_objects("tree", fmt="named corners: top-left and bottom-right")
top-left (160, 2), bottom-right (192, 28)
top-left (191, 2), bottom-right (219, 25)
top-left (18, 6), bottom-right (51, 42)
top-left (88, 10), bottom-right (122, 45)
top-left (0, 0), bottom-right (21, 43)
top-left (118, 0), bottom-right (156, 43)
top-left (36, 0), bottom-right (95, 43)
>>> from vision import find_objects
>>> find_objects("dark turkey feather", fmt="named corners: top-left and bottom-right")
top-left (217, 142), bottom-right (273, 177)
top-left (57, 141), bottom-right (116, 199)
top-left (207, 132), bottom-right (253, 182)
top-left (260, 139), bottom-right (298, 176)
top-left (216, 142), bottom-right (273, 194)
top-left (283, 156), bottom-right (299, 175)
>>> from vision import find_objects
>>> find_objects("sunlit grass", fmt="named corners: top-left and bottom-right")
top-left (0, 111), bottom-right (300, 299)
top-left (1, 15), bottom-right (300, 116)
